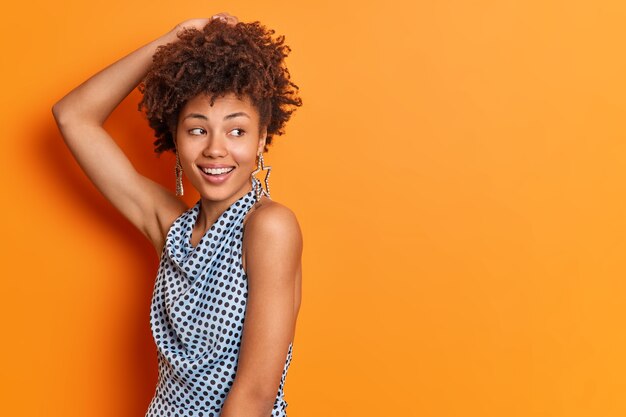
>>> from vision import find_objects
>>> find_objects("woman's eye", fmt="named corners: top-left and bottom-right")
top-left (230, 128), bottom-right (246, 137)
top-left (188, 128), bottom-right (206, 135)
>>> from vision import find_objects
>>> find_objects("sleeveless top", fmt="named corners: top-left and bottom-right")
top-left (145, 182), bottom-right (293, 417)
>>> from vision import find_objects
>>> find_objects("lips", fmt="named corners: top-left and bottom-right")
top-left (197, 164), bottom-right (235, 184)
top-left (198, 166), bottom-right (235, 175)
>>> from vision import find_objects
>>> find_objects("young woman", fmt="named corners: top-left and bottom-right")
top-left (52, 12), bottom-right (303, 417)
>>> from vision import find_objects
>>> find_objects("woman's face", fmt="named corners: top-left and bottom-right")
top-left (175, 92), bottom-right (266, 205)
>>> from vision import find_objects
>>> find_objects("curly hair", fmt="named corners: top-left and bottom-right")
top-left (138, 19), bottom-right (302, 154)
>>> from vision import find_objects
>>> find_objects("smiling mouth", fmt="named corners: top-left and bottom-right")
top-left (198, 166), bottom-right (235, 175)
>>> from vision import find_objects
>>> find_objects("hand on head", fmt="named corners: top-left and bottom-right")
top-left (175, 12), bottom-right (239, 33)
top-left (210, 12), bottom-right (239, 26)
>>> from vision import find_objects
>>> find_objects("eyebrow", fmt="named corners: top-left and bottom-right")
top-left (183, 113), bottom-right (208, 121)
top-left (224, 112), bottom-right (251, 121)
top-left (182, 112), bottom-right (251, 121)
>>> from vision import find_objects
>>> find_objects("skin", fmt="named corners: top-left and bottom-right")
top-left (52, 12), bottom-right (302, 417)
top-left (175, 92), bottom-right (265, 240)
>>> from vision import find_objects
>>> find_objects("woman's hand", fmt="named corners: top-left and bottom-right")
top-left (210, 12), bottom-right (239, 26)
top-left (174, 12), bottom-right (239, 33)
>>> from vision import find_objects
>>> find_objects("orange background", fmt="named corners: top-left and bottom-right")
top-left (2, 0), bottom-right (626, 416)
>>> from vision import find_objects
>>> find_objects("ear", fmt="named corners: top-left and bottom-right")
top-left (257, 128), bottom-right (267, 153)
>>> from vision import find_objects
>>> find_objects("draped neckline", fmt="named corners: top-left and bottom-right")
top-left (164, 184), bottom-right (258, 282)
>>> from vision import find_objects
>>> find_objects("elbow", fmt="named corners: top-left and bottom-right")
top-left (51, 101), bottom-right (67, 128)
top-left (51, 101), bottom-right (86, 133)
top-left (52, 102), bottom-right (102, 131)
top-left (240, 387), bottom-right (277, 410)
top-left (254, 391), bottom-right (278, 410)
top-left (51, 102), bottom-right (59, 119)
top-left (51, 102), bottom-right (84, 144)
top-left (51, 100), bottom-right (77, 129)
top-left (223, 383), bottom-right (277, 417)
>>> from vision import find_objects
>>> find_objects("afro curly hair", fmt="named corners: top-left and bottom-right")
top-left (138, 19), bottom-right (302, 154)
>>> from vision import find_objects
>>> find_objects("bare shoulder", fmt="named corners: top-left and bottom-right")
top-left (242, 198), bottom-right (303, 270)
top-left (243, 198), bottom-right (302, 242)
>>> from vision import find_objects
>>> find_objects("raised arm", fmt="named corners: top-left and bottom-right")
top-left (51, 16), bottom-right (231, 254)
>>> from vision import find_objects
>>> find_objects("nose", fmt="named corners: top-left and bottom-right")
top-left (202, 135), bottom-right (228, 158)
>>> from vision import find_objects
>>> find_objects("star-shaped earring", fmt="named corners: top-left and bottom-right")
top-left (251, 153), bottom-right (271, 201)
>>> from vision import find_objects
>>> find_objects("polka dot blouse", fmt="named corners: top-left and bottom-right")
top-left (146, 183), bottom-right (293, 417)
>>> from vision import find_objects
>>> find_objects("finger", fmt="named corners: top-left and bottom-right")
top-left (219, 12), bottom-right (237, 21)
top-left (210, 12), bottom-right (237, 26)
top-left (211, 13), bottom-right (228, 21)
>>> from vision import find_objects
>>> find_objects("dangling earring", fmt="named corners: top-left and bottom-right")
top-left (250, 152), bottom-right (272, 203)
top-left (175, 149), bottom-right (184, 196)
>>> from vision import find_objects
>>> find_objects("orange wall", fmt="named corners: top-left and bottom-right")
top-left (2, 0), bottom-right (626, 416)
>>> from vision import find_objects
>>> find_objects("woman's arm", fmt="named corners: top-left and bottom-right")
top-left (51, 16), bottom-right (229, 253)
top-left (220, 203), bottom-right (302, 417)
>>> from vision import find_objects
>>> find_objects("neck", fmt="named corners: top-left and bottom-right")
top-left (196, 184), bottom-right (254, 231)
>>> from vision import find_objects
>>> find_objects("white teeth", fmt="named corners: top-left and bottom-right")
top-left (201, 166), bottom-right (234, 175)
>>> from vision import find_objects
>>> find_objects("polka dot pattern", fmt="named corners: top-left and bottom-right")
top-left (146, 183), bottom-right (293, 417)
